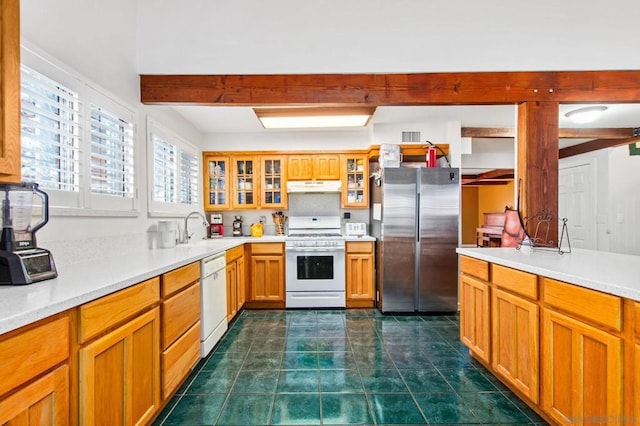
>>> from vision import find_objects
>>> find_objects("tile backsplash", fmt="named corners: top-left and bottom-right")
top-left (288, 193), bottom-right (341, 217)
top-left (213, 193), bottom-right (369, 237)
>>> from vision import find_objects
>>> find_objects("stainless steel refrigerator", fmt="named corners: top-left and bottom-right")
top-left (370, 167), bottom-right (460, 313)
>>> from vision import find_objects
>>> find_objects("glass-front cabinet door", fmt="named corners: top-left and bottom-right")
top-left (261, 156), bottom-right (287, 208)
top-left (341, 154), bottom-right (369, 208)
top-left (204, 155), bottom-right (230, 210)
top-left (232, 156), bottom-right (258, 209)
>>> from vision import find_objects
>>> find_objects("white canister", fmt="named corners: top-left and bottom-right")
top-left (157, 221), bottom-right (177, 248)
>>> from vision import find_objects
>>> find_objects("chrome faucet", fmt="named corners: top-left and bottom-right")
top-left (183, 211), bottom-right (210, 243)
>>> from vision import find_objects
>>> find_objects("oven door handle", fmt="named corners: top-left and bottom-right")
top-left (286, 247), bottom-right (345, 253)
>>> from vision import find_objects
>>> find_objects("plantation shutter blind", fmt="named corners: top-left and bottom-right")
top-left (90, 104), bottom-right (135, 197)
top-left (153, 135), bottom-right (177, 203)
top-left (180, 151), bottom-right (199, 204)
top-left (20, 65), bottom-right (81, 192)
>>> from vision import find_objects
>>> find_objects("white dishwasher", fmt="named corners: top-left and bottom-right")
top-left (200, 253), bottom-right (227, 357)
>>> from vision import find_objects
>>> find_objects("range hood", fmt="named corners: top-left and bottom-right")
top-left (286, 180), bottom-right (342, 193)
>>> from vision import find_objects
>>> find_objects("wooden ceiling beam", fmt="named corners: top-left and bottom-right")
top-left (461, 127), bottom-right (638, 139)
top-left (461, 127), bottom-right (515, 138)
top-left (461, 168), bottom-right (514, 185)
top-left (140, 71), bottom-right (640, 106)
top-left (558, 127), bottom-right (637, 139)
top-left (461, 180), bottom-right (511, 186)
top-left (559, 136), bottom-right (640, 158)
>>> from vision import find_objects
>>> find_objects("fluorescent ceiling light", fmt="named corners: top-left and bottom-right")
top-left (564, 106), bottom-right (608, 124)
top-left (254, 107), bottom-right (376, 129)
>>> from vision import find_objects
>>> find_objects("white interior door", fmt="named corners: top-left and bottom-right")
top-left (558, 162), bottom-right (595, 249)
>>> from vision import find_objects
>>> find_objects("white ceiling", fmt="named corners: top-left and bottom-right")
top-left (172, 104), bottom-right (640, 139)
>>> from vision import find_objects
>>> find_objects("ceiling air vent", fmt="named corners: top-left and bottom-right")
top-left (401, 131), bottom-right (421, 143)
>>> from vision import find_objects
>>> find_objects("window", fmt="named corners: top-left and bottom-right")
top-left (20, 52), bottom-right (138, 215)
top-left (20, 65), bottom-right (81, 193)
top-left (147, 119), bottom-right (200, 215)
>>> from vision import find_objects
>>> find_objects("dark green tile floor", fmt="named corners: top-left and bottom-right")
top-left (154, 309), bottom-right (548, 425)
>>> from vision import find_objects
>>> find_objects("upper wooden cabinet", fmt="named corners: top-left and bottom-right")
top-left (341, 154), bottom-right (369, 208)
top-left (203, 155), bottom-right (230, 210)
top-left (0, 0), bottom-right (21, 182)
top-left (287, 155), bottom-right (313, 180)
top-left (231, 156), bottom-right (259, 209)
top-left (287, 154), bottom-right (340, 180)
top-left (260, 156), bottom-right (287, 208)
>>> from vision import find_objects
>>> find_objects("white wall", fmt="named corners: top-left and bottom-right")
top-left (204, 129), bottom-right (370, 151)
top-left (559, 146), bottom-right (640, 256)
top-left (136, 0), bottom-right (640, 74)
top-left (462, 139), bottom-right (516, 169)
top-left (606, 146), bottom-right (640, 255)
top-left (20, 0), bottom-right (206, 264)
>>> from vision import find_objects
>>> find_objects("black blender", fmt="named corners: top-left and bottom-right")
top-left (0, 182), bottom-right (57, 285)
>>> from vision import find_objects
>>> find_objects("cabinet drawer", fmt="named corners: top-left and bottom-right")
top-left (226, 245), bottom-right (244, 263)
top-left (162, 262), bottom-right (199, 297)
top-left (162, 282), bottom-right (201, 349)
top-left (251, 242), bottom-right (284, 255)
top-left (543, 277), bottom-right (622, 331)
top-left (162, 321), bottom-right (201, 399)
top-left (492, 264), bottom-right (538, 300)
top-left (346, 242), bottom-right (373, 254)
top-left (0, 314), bottom-right (69, 397)
top-left (78, 278), bottom-right (160, 343)
top-left (460, 256), bottom-right (489, 281)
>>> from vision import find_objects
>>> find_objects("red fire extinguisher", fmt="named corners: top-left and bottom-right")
top-left (426, 147), bottom-right (437, 168)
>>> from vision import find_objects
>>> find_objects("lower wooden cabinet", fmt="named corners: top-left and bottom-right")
top-left (346, 241), bottom-right (374, 308)
top-left (0, 313), bottom-right (70, 425)
top-left (542, 308), bottom-right (623, 426)
top-left (460, 273), bottom-right (491, 364)
top-left (492, 288), bottom-right (539, 403)
top-left (635, 342), bottom-right (640, 423)
top-left (226, 261), bottom-right (239, 321)
top-left (160, 263), bottom-right (201, 400)
top-left (226, 245), bottom-right (245, 321)
top-left (79, 307), bottom-right (161, 425)
top-left (161, 321), bottom-right (200, 399)
top-left (249, 243), bottom-right (284, 306)
top-left (0, 364), bottom-right (69, 425)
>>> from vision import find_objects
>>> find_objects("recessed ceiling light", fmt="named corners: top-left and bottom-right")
top-left (254, 107), bottom-right (376, 129)
top-left (564, 106), bottom-right (608, 124)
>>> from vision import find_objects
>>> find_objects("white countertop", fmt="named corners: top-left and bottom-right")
top-left (0, 234), bottom-right (375, 335)
top-left (457, 247), bottom-right (640, 301)
top-left (0, 236), bottom-right (277, 335)
top-left (344, 235), bottom-right (376, 242)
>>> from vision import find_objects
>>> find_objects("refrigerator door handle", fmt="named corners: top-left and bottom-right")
top-left (415, 193), bottom-right (420, 242)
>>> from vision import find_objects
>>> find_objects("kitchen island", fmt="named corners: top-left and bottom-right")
top-left (457, 247), bottom-right (640, 426)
